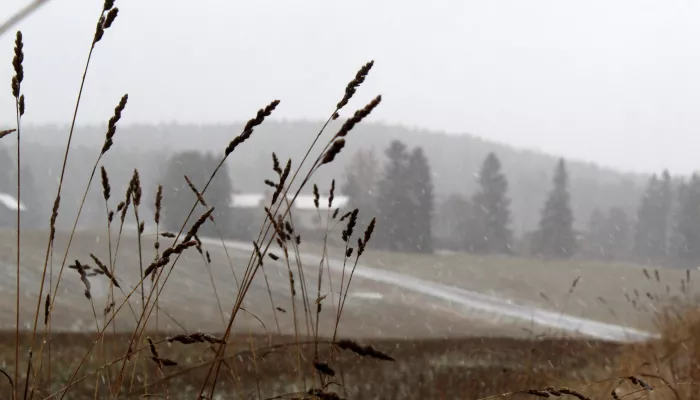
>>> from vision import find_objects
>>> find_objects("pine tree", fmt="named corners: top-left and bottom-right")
top-left (406, 147), bottom-right (434, 253)
top-left (531, 158), bottom-right (576, 258)
top-left (586, 208), bottom-right (607, 259)
top-left (660, 170), bottom-right (673, 253)
top-left (468, 152), bottom-right (513, 254)
top-left (675, 174), bottom-right (700, 266)
top-left (160, 151), bottom-right (233, 236)
top-left (605, 207), bottom-right (630, 261)
top-left (585, 207), bottom-right (631, 261)
top-left (634, 174), bottom-right (659, 261)
top-left (435, 194), bottom-right (472, 250)
top-left (634, 171), bottom-right (672, 263)
top-left (376, 140), bottom-right (411, 251)
top-left (668, 178), bottom-right (687, 266)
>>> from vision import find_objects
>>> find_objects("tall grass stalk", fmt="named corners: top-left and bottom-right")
top-left (2, 2), bottom-right (387, 399)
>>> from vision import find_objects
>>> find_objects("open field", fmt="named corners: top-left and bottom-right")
top-left (0, 228), bottom-right (548, 339)
top-left (0, 227), bottom-right (682, 340)
top-left (1, 227), bottom-right (694, 398)
top-left (299, 241), bottom-right (693, 334)
top-left (0, 331), bottom-right (628, 399)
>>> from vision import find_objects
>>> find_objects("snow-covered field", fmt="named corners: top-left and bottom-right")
top-left (0, 229), bottom-right (676, 342)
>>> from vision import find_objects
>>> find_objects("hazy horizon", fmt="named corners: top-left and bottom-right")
top-left (2, 0), bottom-right (700, 174)
top-left (13, 120), bottom-right (655, 177)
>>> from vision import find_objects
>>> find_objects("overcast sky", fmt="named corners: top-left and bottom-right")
top-left (1, 0), bottom-right (699, 174)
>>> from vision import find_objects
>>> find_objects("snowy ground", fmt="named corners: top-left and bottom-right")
top-left (0, 228), bottom-right (678, 342)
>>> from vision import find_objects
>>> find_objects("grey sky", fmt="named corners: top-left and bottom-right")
top-left (1, 0), bottom-right (699, 174)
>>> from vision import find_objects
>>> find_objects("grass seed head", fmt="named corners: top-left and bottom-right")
top-left (120, 185), bottom-right (132, 222)
top-left (335, 339), bottom-right (394, 361)
top-left (253, 241), bottom-right (263, 266)
top-left (313, 184), bottom-right (320, 208)
top-left (272, 152), bottom-right (282, 175)
top-left (100, 166), bottom-right (111, 201)
top-left (103, 302), bottom-right (115, 316)
top-left (335, 95), bottom-right (382, 138)
top-left (342, 209), bottom-right (359, 242)
top-left (329, 179), bottom-right (336, 208)
top-left (130, 169), bottom-right (142, 207)
top-left (313, 361), bottom-right (336, 377)
top-left (101, 94), bottom-right (128, 154)
top-left (44, 294), bottom-right (50, 325)
top-left (11, 31), bottom-right (24, 98)
top-left (183, 207), bottom-right (214, 242)
top-left (103, 8), bottom-right (119, 29)
top-left (72, 260), bottom-right (92, 300)
top-left (154, 184), bottom-right (163, 224)
top-left (50, 195), bottom-right (60, 242)
top-left (337, 60), bottom-right (374, 110)
top-left (0, 129), bottom-right (16, 139)
top-left (90, 254), bottom-right (119, 288)
top-left (94, 17), bottom-right (105, 44)
top-left (225, 100), bottom-right (280, 156)
top-left (322, 139), bottom-right (345, 165)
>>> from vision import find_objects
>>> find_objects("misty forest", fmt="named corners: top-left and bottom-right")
top-left (5, 121), bottom-right (697, 267)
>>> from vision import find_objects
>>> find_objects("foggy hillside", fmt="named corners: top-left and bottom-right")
top-left (17, 121), bottom-right (647, 233)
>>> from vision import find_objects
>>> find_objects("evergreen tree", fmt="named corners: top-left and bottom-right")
top-left (376, 140), bottom-right (411, 252)
top-left (634, 171), bottom-right (672, 263)
top-left (160, 151), bottom-right (233, 236)
top-left (660, 170), bottom-right (673, 253)
top-left (668, 178), bottom-right (687, 266)
top-left (435, 194), bottom-right (472, 250)
top-left (341, 148), bottom-right (380, 229)
top-left (406, 147), bottom-right (434, 253)
top-left (634, 174), bottom-right (660, 261)
top-left (531, 158), bottom-right (576, 258)
top-left (606, 207), bottom-right (631, 261)
top-left (468, 152), bottom-right (513, 254)
top-left (586, 208), bottom-right (607, 259)
top-left (584, 206), bottom-right (630, 261)
top-left (675, 174), bottom-right (700, 266)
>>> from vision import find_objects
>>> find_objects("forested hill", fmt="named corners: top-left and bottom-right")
top-left (19, 121), bottom-right (647, 233)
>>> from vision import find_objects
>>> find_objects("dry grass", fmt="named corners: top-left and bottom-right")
top-left (1, 1), bottom-right (391, 398)
top-left (0, 331), bottom-right (628, 400)
top-left (2, 1), bottom-right (700, 399)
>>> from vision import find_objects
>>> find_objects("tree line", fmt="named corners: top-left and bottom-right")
top-left (344, 140), bottom-right (700, 267)
top-left (342, 141), bottom-right (576, 258)
top-left (5, 136), bottom-right (696, 268)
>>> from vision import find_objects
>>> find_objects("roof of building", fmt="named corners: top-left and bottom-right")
top-left (230, 193), bottom-right (349, 211)
top-left (292, 194), bottom-right (349, 210)
top-left (230, 193), bottom-right (266, 208)
top-left (0, 193), bottom-right (26, 211)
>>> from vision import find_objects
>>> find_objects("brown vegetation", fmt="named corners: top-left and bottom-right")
top-left (1, 1), bottom-right (699, 399)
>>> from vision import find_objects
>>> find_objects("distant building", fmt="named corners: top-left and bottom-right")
top-left (229, 192), bottom-right (350, 233)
